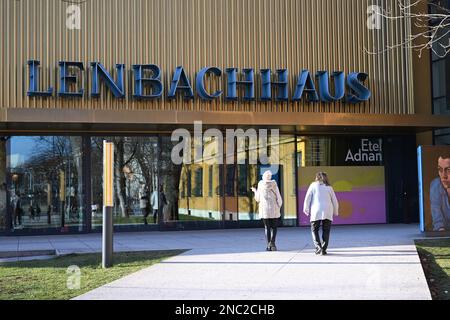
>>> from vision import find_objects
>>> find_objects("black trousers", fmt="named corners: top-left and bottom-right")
top-left (142, 208), bottom-right (150, 224)
top-left (263, 218), bottom-right (279, 245)
top-left (310, 219), bottom-right (332, 251)
top-left (153, 209), bottom-right (158, 224)
top-left (14, 212), bottom-right (22, 226)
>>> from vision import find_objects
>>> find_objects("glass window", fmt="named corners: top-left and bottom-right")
top-left (236, 163), bottom-right (258, 220)
top-left (216, 165), bottom-right (223, 196)
top-left (431, 26), bottom-right (450, 143)
top-left (432, 59), bottom-right (446, 98)
top-left (435, 134), bottom-right (450, 145)
top-left (237, 135), bottom-right (297, 223)
top-left (8, 136), bottom-right (84, 232)
top-left (208, 166), bottom-right (213, 197)
top-left (431, 26), bottom-right (450, 61)
top-left (434, 128), bottom-right (450, 145)
top-left (276, 136), bottom-right (297, 220)
top-left (225, 165), bottom-right (236, 197)
top-left (0, 137), bottom-right (6, 231)
top-left (297, 137), bottom-right (332, 167)
top-left (192, 167), bottom-right (203, 197)
top-left (435, 128), bottom-right (450, 136)
top-left (87, 133), bottom-right (298, 227)
top-left (187, 169), bottom-right (192, 197)
top-left (91, 136), bottom-right (159, 227)
top-left (433, 97), bottom-right (448, 115)
top-left (238, 164), bottom-right (249, 196)
top-left (163, 136), bottom-right (222, 222)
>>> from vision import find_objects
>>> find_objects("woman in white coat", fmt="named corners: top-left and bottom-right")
top-left (303, 172), bottom-right (339, 255)
top-left (251, 170), bottom-right (283, 251)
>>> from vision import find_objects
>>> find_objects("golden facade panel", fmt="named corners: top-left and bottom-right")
top-left (1, 0), bottom-right (414, 114)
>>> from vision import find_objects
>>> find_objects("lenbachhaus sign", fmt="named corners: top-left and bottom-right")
top-left (27, 60), bottom-right (371, 103)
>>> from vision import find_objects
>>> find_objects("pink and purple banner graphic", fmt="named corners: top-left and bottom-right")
top-left (298, 166), bottom-right (386, 225)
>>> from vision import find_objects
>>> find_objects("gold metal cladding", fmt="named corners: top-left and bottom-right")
top-left (2, 108), bottom-right (450, 130)
top-left (103, 141), bottom-right (114, 207)
top-left (1, 0), bottom-right (419, 115)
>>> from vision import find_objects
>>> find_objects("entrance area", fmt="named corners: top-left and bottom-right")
top-left (0, 133), bottom-right (419, 235)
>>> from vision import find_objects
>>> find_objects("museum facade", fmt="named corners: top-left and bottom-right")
top-left (0, 0), bottom-right (449, 235)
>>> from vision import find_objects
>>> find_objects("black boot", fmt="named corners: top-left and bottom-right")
top-left (265, 226), bottom-right (272, 251)
top-left (270, 227), bottom-right (277, 251)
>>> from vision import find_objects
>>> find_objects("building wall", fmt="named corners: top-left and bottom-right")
top-left (1, 0), bottom-right (415, 115)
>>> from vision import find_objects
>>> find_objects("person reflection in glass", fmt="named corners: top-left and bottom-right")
top-left (430, 154), bottom-right (450, 231)
top-left (140, 184), bottom-right (150, 225)
top-left (14, 192), bottom-right (23, 227)
top-left (151, 185), bottom-right (167, 223)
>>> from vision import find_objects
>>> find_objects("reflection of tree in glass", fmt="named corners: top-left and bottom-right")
top-left (20, 136), bottom-right (83, 226)
top-left (0, 137), bottom-right (7, 229)
top-left (160, 137), bottom-right (182, 222)
top-left (91, 137), bottom-right (162, 220)
top-left (92, 137), bottom-right (136, 218)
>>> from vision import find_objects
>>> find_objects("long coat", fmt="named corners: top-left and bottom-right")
top-left (303, 181), bottom-right (339, 222)
top-left (254, 180), bottom-right (283, 219)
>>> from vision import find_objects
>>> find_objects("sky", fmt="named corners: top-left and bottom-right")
top-left (9, 137), bottom-right (40, 168)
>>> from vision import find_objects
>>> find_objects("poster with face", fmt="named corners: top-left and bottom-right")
top-left (417, 146), bottom-right (450, 232)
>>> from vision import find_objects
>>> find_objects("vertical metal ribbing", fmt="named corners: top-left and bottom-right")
top-left (356, 0), bottom-right (362, 114)
top-left (406, 0), bottom-right (415, 114)
top-left (381, 0), bottom-right (387, 115)
top-left (1, 1), bottom-right (3, 109)
top-left (394, 2), bottom-right (401, 114)
top-left (1, 0), bottom-right (418, 116)
top-left (386, 0), bottom-right (393, 114)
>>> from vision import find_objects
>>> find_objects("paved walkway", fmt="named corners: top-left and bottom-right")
top-left (0, 224), bottom-right (431, 299)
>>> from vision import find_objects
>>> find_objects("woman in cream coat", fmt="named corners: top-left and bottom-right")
top-left (303, 172), bottom-right (339, 255)
top-left (252, 170), bottom-right (283, 251)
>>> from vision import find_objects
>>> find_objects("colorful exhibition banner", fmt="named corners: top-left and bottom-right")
top-left (417, 146), bottom-right (450, 233)
top-left (297, 166), bottom-right (386, 225)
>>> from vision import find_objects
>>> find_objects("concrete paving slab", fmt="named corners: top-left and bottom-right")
top-left (0, 224), bottom-right (434, 300)
top-left (0, 245), bottom-right (19, 251)
top-left (70, 224), bottom-right (432, 300)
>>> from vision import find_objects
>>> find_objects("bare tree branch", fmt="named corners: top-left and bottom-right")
top-left (365, 0), bottom-right (450, 58)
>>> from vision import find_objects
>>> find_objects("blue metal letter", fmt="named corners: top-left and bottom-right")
top-left (292, 70), bottom-right (319, 102)
top-left (225, 68), bottom-right (255, 101)
top-left (132, 64), bottom-right (163, 99)
top-left (260, 69), bottom-right (288, 101)
top-left (168, 66), bottom-right (194, 99)
top-left (27, 60), bottom-right (53, 97)
top-left (346, 72), bottom-right (371, 103)
top-left (316, 71), bottom-right (345, 102)
top-left (196, 67), bottom-right (222, 100)
top-left (90, 62), bottom-right (125, 98)
top-left (58, 61), bottom-right (84, 97)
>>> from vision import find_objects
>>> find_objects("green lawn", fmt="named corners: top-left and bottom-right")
top-left (415, 238), bottom-right (450, 300)
top-left (0, 250), bottom-right (185, 300)
top-left (178, 214), bottom-right (215, 221)
top-left (92, 213), bottom-right (214, 225)
top-left (92, 215), bottom-right (148, 225)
